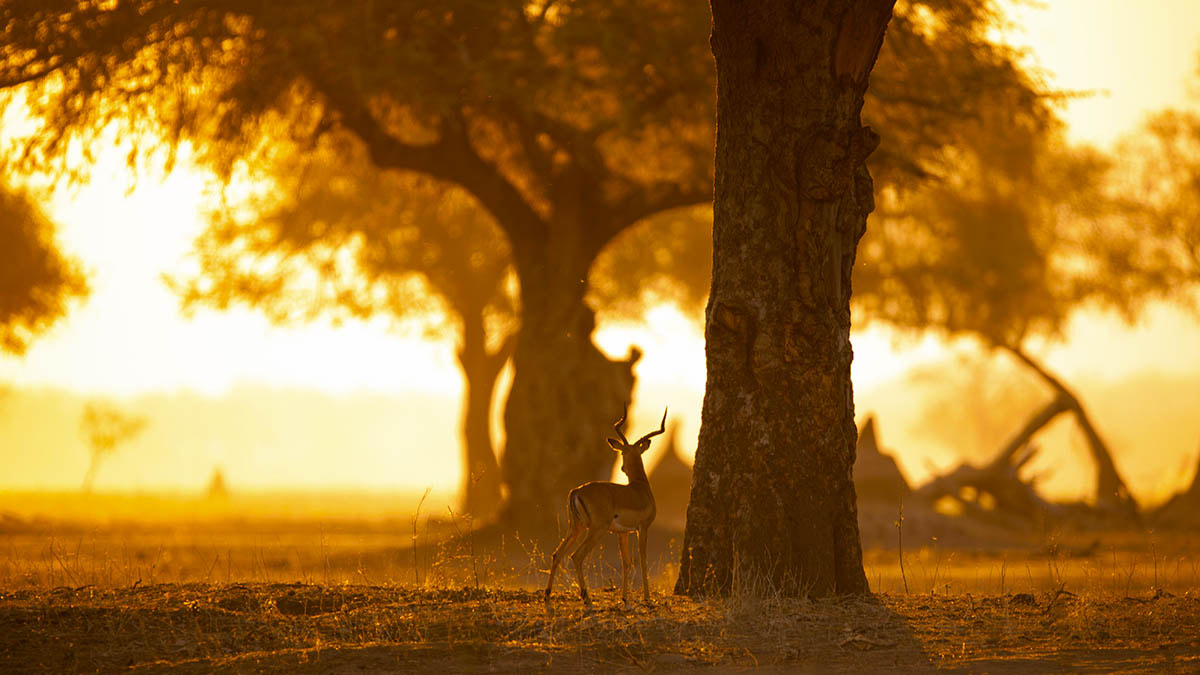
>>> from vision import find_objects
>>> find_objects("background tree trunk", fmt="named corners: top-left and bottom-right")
top-left (499, 255), bottom-right (641, 536)
top-left (455, 310), bottom-right (513, 522)
top-left (675, 0), bottom-right (894, 598)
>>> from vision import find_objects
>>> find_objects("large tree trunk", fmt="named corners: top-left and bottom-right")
top-left (675, 0), bottom-right (894, 598)
top-left (499, 252), bottom-right (641, 536)
top-left (455, 309), bottom-right (513, 523)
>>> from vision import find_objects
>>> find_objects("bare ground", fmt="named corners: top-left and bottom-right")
top-left (1, 583), bottom-right (1198, 673)
top-left (4, 497), bottom-right (1200, 672)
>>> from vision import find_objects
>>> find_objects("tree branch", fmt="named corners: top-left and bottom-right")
top-left (292, 53), bottom-right (548, 255)
top-left (609, 180), bottom-right (712, 233)
top-left (1000, 342), bottom-right (1140, 518)
top-left (992, 393), bottom-right (1072, 468)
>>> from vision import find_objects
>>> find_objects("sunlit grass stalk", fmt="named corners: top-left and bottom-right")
top-left (896, 499), bottom-right (909, 594)
top-left (412, 487), bottom-right (431, 586)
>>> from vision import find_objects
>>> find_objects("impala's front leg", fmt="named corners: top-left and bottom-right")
top-left (618, 532), bottom-right (632, 610)
top-left (637, 524), bottom-right (652, 606)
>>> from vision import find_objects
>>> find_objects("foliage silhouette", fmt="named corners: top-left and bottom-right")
top-left (0, 182), bottom-right (87, 356)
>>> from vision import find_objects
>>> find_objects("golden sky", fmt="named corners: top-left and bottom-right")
top-left (2, 1), bottom-right (1200, 497)
top-left (1007, 0), bottom-right (1200, 149)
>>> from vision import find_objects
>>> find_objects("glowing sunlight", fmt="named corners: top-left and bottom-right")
top-left (1, 0), bottom-right (1199, 506)
top-left (7, 5), bottom-right (1200, 670)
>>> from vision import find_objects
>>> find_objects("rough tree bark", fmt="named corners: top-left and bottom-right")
top-left (675, 0), bottom-right (895, 598)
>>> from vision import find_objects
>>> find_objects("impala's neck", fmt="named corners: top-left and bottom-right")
top-left (622, 454), bottom-right (651, 486)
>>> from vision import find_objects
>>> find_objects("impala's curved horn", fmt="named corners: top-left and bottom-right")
top-left (635, 407), bottom-right (668, 445)
top-left (612, 402), bottom-right (631, 445)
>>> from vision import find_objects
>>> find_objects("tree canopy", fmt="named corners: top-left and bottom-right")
top-left (0, 182), bottom-right (88, 355)
top-left (174, 135), bottom-right (514, 338)
top-left (1, 0), bottom-right (714, 233)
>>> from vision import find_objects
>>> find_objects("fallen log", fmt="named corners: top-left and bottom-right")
top-left (914, 438), bottom-right (1061, 528)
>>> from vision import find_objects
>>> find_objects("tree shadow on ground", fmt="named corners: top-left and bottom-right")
top-left (0, 583), bottom-right (940, 673)
top-left (5, 583), bottom-right (1196, 672)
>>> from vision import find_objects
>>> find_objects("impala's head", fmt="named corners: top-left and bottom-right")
top-left (607, 404), bottom-right (668, 476)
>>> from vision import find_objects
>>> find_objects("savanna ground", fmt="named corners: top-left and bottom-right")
top-left (2, 492), bottom-right (1199, 672)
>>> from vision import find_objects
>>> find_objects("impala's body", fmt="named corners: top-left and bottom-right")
top-left (545, 406), bottom-right (666, 611)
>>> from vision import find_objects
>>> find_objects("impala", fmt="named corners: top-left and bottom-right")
top-left (544, 405), bottom-right (667, 611)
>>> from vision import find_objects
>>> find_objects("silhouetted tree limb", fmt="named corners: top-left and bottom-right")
top-left (0, 183), bottom-right (88, 355)
top-left (1001, 344), bottom-right (1139, 519)
top-left (992, 392), bottom-right (1073, 468)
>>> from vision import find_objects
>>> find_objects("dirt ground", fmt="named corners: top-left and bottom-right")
top-left (3, 496), bottom-right (1200, 672)
top-left (1, 583), bottom-right (1198, 673)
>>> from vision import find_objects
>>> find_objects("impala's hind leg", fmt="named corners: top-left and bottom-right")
top-left (545, 522), bottom-right (586, 607)
top-left (571, 527), bottom-right (607, 610)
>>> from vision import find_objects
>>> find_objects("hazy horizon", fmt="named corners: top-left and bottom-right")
top-left (4, 359), bottom-right (1197, 508)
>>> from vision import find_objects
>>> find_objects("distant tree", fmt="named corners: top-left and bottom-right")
top-left (79, 402), bottom-right (147, 493)
top-left (858, 131), bottom-right (1148, 517)
top-left (674, 0), bottom-right (894, 598)
top-left (205, 467), bottom-right (229, 501)
top-left (0, 1), bottom-right (711, 534)
top-left (845, 53), bottom-right (1200, 519)
top-left (1103, 62), bottom-right (1200, 522)
top-left (173, 138), bottom-right (516, 521)
top-left (0, 182), bottom-right (87, 355)
top-left (1103, 96), bottom-right (1200, 522)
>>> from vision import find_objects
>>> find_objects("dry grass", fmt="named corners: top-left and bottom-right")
top-left (3, 497), bottom-right (1200, 672)
top-left (2, 583), bottom-right (1198, 672)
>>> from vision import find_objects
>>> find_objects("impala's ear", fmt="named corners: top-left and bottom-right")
top-left (607, 438), bottom-right (624, 451)
top-left (636, 439), bottom-right (651, 453)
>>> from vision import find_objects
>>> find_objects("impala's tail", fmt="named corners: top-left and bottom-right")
top-left (568, 489), bottom-right (589, 526)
